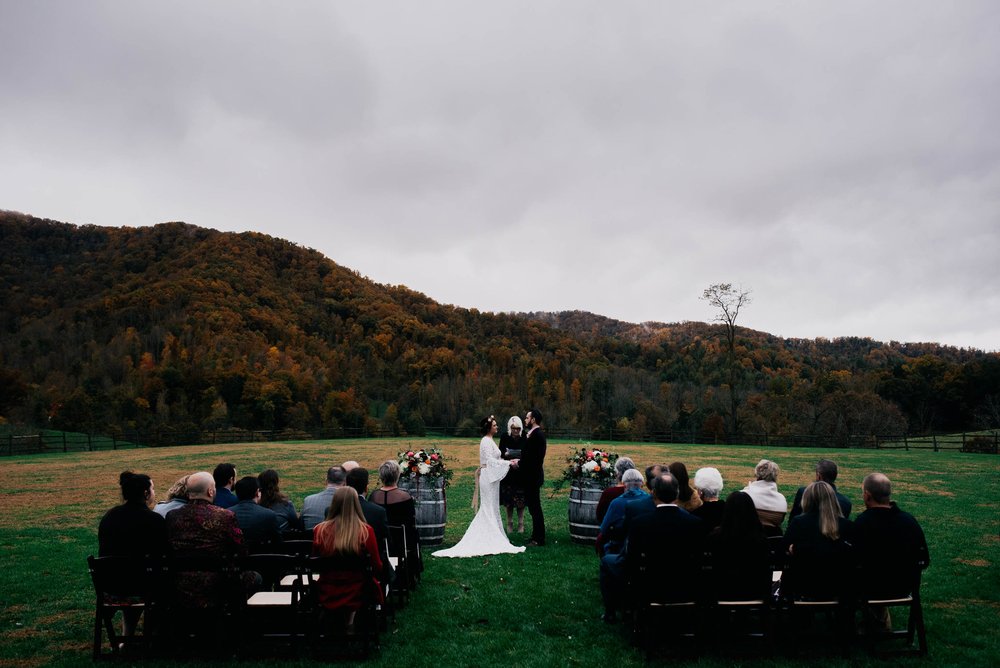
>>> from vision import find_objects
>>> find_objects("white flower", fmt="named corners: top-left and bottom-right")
top-left (418, 462), bottom-right (431, 475)
top-left (592, 450), bottom-right (603, 458)
top-left (583, 460), bottom-right (598, 473)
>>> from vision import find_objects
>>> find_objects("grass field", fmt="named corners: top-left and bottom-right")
top-left (1, 438), bottom-right (997, 667)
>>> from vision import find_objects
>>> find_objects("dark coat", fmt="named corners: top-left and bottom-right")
top-left (852, 503), bottom-right (929, 598)
top-left (520, 427), bottom-right (547, 488)
top-left (230, 500), bottom-right (283, 547)
top-left (783, 511), bottom-right (855, 599)
top-left (98, 501), bottom-right (168, 558)
top-left (625, 505), bottom-right (705, 602)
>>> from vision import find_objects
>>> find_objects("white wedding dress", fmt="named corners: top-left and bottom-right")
top-left (433, 436), bottom-right (526, 557)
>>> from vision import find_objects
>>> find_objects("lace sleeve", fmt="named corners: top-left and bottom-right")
top-left (479, 436), bottom-right (511, 484)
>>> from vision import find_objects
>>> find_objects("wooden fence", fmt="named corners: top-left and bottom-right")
top-left (3, 426), bottom-right (997, 457)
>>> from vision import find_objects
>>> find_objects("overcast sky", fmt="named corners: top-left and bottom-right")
top-left (2, 1), bottom-right (998, 351)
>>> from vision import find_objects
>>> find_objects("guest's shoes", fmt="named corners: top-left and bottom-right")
top-left (525, 539), bottom-right (545, 547)
top-left (517, 526), bottom-right (525, 533)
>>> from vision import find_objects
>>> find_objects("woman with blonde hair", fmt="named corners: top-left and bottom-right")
top-left (783, 481), bottom-right (854, 600)
top-left (312, 487), bottom-right (383, 628)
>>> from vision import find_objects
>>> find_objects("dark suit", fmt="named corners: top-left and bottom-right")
top-left (359, 496), bottom-right (393, 582)
top-left (625, 505), bottom-right (705, 603)
top-left (521, 425), bottom-right (547, 544)
top-left (230, 500), bottom-right (282, 547)
top-left (789, 483), bottom-right (852, 520)
top-left (852, 503), bottom-right (929, 599)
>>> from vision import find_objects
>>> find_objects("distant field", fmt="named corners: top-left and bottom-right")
top-left (1, 438), bottom-right (997, 667)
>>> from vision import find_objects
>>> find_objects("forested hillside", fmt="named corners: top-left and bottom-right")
top-left (1, 212), bottom-right (997, 441)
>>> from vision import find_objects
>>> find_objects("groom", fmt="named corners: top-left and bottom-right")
top-left (521, 408), bottom-right (547, 546)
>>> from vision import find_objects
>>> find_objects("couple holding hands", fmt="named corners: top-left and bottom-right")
top-left (434, 409), bottom-right (547, 558)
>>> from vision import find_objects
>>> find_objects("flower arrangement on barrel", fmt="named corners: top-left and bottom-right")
top-left (397, 447), bottom-right (453, 487)
top-left (558, 445), bottom-right (620, 490)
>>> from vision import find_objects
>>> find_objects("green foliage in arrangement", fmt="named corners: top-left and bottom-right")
top-left (1, 438), bottom-right (998, 667)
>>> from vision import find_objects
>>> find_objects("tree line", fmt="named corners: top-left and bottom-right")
top-left (1, 212), bottom-right (997, 444)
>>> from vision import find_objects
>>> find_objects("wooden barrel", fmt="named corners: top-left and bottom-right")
top-left (568, 481), bottom-right (603, 544)
top-left (398, 476), bottom-right (447, 545)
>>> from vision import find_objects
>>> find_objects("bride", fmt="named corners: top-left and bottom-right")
top-left (433, 415), bottom-right (526, 557)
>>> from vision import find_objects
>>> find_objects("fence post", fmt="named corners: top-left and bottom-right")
top-left (62, 432), bottom-right (67, 453)
top-left (903, 434), bottom-right (908, 451)
top-left (933, 434), bottom-right (938, 452)
top-left (8, 434), bottom-right (12, 457)
top-left (995, 432), bottom-right (999, 455)
top-left (87, 433), bottom-right (92, 452)
top-left (112, 435), bottom-right (117, 450)
top-left (962, 432), bottom-right (966, 451)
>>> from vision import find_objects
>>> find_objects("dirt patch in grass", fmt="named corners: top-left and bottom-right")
top-left (932, 598), bottom-right (1000, 610)
top-left (954, 558), bottom-right (991, 567)
top-left (0, 660), bottom-right (47, 668)
top-left (895, 483), bottom-right (955, 497)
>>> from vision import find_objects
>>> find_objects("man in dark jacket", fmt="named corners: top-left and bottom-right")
top-left (853, 472), bottom-right (930, 599)
top-left (521, 408), bottom-right (548, 546)
top-left (229, 477), bottom-right (282, 548)
top-left (789, 459), bottom-right (852, 520)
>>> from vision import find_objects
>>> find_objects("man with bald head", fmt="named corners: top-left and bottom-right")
top-left (853, 472), bottom-right (930, 600)
top-left (165, 471), bottom-right (246, 608)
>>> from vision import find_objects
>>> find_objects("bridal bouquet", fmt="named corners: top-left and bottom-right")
top-left (560, 445), bottom-right (620, 488)
top-left (397, 447), bottom-right (453, 486)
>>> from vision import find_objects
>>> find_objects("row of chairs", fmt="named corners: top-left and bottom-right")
top-left (625, 548), bottom-right (928, 659)
top-left (87, 531), bottom-right (421, 661)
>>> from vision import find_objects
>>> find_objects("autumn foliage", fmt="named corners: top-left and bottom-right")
top-left (1, 212), bottom-right (997, 441)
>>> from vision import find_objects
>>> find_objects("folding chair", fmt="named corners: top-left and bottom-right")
top-left (628, 549), bottom-right (702, 659)
top-left (162, 554), bottom-right (242, 657)
top-left (276, 539), bottom-right (313, 556)
top-left (304, 554), bottom-right (382, 659)
top-left (87, 554), bottom-right (165, 660)
top-left (241, 553), bottom-right (308, 654)
top-left (779, 560), bottom-right (854, 657)
top-left (858, 563), bottom-right (928, 656)
top-left (386, 524), bottom-right (415, 602)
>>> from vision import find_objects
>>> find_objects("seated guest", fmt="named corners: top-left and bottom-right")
top-left (598, 469), bottom-right (648, 556)
top-left (165, 471), bottom-right (247, 608)
top-left (625, 472), bottom-right (705, 607)
top-left (370, 460), bottom-right (423, 580)
top-left (212, 463), bottom-right (238, 509)
top-left (257, 469), bottom-right (302, 533)
top-left (741, 459), bottom-right (788, 536)
top-left (790, 458), bottom-right (852, 520)
top-left (312, 487), bottom-right (384, 633)
top-left (692, 467), bottom-right (726, 530)
top-left (669, 461), bottom-right (703, 513)
top-left (342, 460), bottom-right (360, 472)
top-left (230, 476), bottom-right (282, 548)
top-left (345, 467), bottom-right (393, 584)
top-left (853, 473), bottom-right (930, 600)
top-left (622, 464), bottom-right (666, 527)
top-left (595, 457), bottom-right (636, 523)
top-left (705, 491), bottom-right (771, 601)
top-left (302, 466), bottom-right (347, 530)
top-left (98, 471), bottom-right (169, 636)
top-left (154, 474), bottom-right (189, 518)
top-left (783, 481), bottom-right (854, 600)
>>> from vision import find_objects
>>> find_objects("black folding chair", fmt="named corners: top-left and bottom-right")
top-left (857, 558), bottom-right (929, 656)
top-left (304, 554), bottom-right (382, 659)
top-left (87, 554), bottom-right (165, 660)
top-left (240, 553), bottom-right (308, 654)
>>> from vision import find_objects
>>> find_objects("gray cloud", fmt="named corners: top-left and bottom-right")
top-left (1, 0), bottom-right (997, 350)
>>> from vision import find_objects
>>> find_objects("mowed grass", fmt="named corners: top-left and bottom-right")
top-left (1, 439), bottom-right (997, 667)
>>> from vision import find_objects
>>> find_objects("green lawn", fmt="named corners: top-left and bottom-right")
top-left (1, 439), bottom-right (997, 666)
